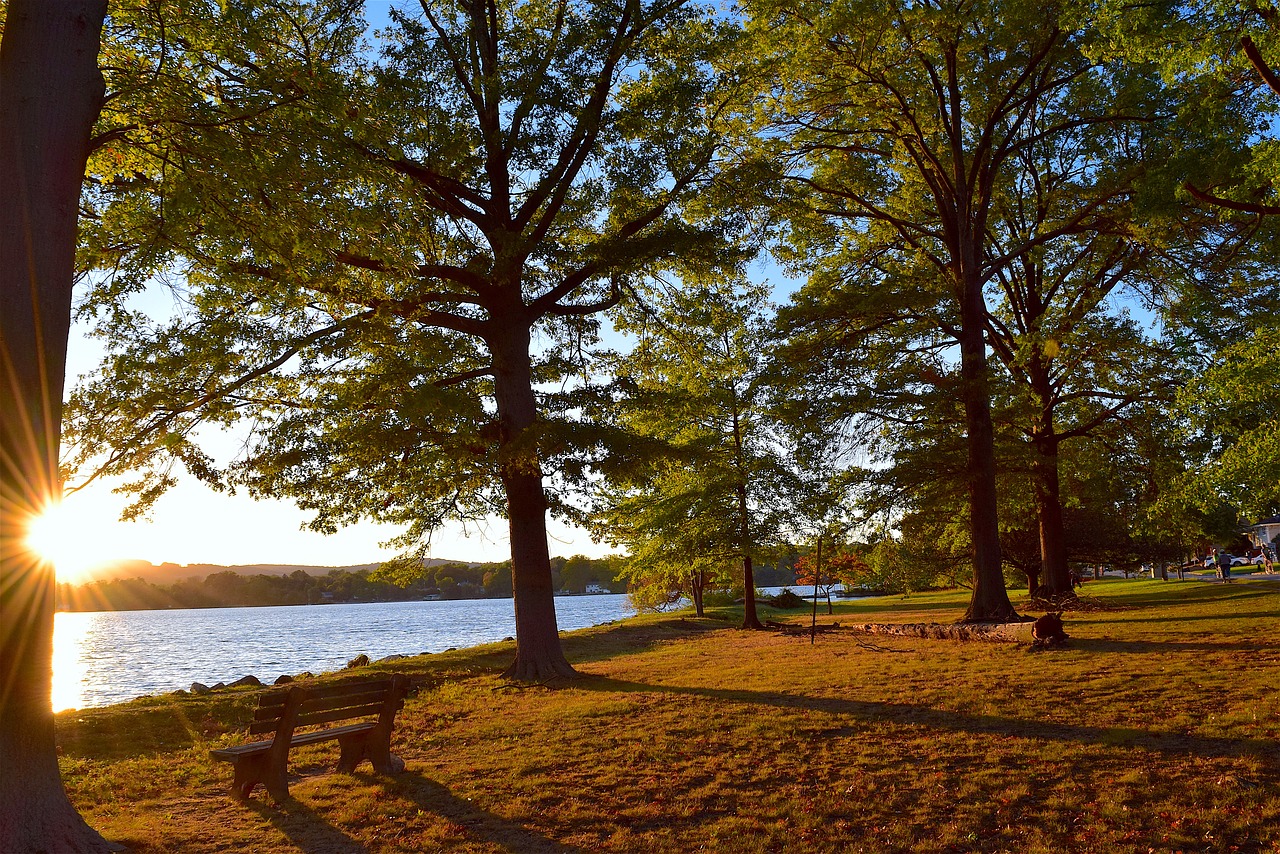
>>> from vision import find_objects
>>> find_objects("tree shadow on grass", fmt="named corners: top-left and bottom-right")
top-left (246, 793), bottom-right (366, 854)
top-left (384, 771), bottom-right (586, 853)
top-left (1124, 584), bottom-right (1280, 604)
top-left (579, 676), bottom-right (1279, 763)
top-left (561, 616), bottom-right (730, 666)
top-left (1067, 637), bottom-right (1275, 654)
top-left (1103, 610), bottom-right (1280, 625)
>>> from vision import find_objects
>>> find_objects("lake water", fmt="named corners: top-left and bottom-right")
top-left (52, 585), bottom-right (829, 711)
top-left (52, 594), bottom-right (636, 711)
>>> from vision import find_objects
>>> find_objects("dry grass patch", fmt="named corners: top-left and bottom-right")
top-left (58, 579), bottom-right (1280, 852)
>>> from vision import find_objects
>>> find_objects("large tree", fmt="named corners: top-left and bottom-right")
top-left (0, 1), bottom-right (114, 851)
top-left (68, 0), bottom-right (744, 679)
top-left (1113, 2), bottom-right (1280, 527)
top-left (593, 281), bottom-right (795, 629)
top-left (748, 0), bottom-right (1244, 620)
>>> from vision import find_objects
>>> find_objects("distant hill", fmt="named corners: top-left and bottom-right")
top-left (78, 558), bottom-right (461, 586)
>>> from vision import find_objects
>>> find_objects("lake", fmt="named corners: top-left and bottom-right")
top-left (52, 585), bottom-right (831, 711)
top-left (52, 594), bottom-right (636, 711)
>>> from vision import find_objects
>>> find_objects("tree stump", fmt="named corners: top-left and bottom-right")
top-left (1030, 612), bottom-right (1069, 648)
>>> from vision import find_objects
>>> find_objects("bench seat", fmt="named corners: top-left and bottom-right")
top-left (210, 722), bottom-right (379, 760)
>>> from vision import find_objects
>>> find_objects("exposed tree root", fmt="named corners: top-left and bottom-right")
top-left (501, 654), bottom-right (579, 684)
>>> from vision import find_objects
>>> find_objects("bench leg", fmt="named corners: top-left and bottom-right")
top-left (228, 751), bottom-right (290, 801)
top-left (336, 731), bottom-right (405, 775)
top-left (230, 754), bottom-right (266, 802)
top-left (262, 748), bottom-right (291, 801)
top-left (335, 732), bottom-right (368, 773)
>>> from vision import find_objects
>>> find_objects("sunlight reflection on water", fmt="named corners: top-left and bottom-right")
top-left (52, 595), bottom-right (635, 711)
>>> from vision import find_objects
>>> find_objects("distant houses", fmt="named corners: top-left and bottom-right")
top-left (1248, 514), bottom-right (1280, 548)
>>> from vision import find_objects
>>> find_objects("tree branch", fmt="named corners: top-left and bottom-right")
top-left (433, 366), bottom-right (494, 388)
top-left (1184, 180), bottom-right (1280, 216)
top-left (334, 250), bottom-right (492, 296)
top-left (66, 310), bottom-right (378, 496)
top-left (1242, 34), bottom-right (1280, 99)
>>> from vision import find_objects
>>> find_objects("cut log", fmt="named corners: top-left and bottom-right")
top-left (848, 621), bottom-right (1037, 644)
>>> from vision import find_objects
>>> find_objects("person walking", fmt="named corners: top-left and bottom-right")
top-left (1218, 549), bottom-right (1233, 583)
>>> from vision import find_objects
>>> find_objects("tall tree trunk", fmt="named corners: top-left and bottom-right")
top-left (737, 483), bottom-right (763, 630)
top-left (728, 384), bottom-right (762, 630)
top-left (1032, 433), bottom-right (1073, 597)
top-left (956, 267), bottom-right (1018, 623)
top-left (0, 2), bottom-right (113, 851)
top-left (489, 320), bottom-right (575, 681)
top-left (690, 569), bottom-right (705, 617)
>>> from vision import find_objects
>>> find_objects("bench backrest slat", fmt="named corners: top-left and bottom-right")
top-left (252, 688), bottom-right (395, 723)
top-left (306, 679), bottom-right (393, 701)
top-left (246, 677), bottom-right (405, 736)
top-left (256, 678), bottom-right (393, 706)
top-left (292, 701), bottom-right (396, 729)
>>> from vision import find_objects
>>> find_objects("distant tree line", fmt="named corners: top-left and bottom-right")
top-left (56, 555), bottom-right (638, 613)
top-left (368, 555), bottom-right (633, 600)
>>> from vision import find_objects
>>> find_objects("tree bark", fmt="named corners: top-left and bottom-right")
top-left (690, 568), bottom-right (705, 617)
top-left (0, 2), bottom-right (113, 851)
top-left (956, 264), bottom-right (1018, 623)
top-left (737, 484), bottom-right (763, 630)
top-left (728, 382), bottom-right (763, 630)
top-left (1032, 433), bottom-right (1073, 597)
top-left (488, 318), bottom-right (575, 681)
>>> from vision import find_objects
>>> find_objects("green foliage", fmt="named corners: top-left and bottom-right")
top-left (590, 280), bottom-right (801, 613)
top-left (755, 0), bottom-right (1257, 601)
top-left (863, 539), bottom-right (946, 596)
top-left (68, 0), bottom-right (748, 553)
top-left (1168, 326), bottom-right (1280, 523)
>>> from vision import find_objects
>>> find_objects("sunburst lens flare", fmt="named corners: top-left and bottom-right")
top-left (24, 499), bottom-right (92, 583)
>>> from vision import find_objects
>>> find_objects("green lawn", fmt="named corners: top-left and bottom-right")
top-left (58, 577), bottom-right (1280, 852)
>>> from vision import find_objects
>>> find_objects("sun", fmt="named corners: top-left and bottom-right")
top-left (25, 500), bottom-right (97, 584)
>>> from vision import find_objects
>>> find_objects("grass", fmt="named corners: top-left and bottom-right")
top-left (57, 577), bottom-right (1280, 853)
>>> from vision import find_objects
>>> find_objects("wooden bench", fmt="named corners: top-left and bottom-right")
top-left (211, 674), bottom-right (410, 801)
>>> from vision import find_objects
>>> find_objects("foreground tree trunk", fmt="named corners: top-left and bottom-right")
top-left (490, 320), bottom-right (575, 681)
top-left (0, 2), bottom-right (112, 851)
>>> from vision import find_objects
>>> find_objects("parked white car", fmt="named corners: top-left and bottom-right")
top-left (1204, 553), bottom-right (1265, 568)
